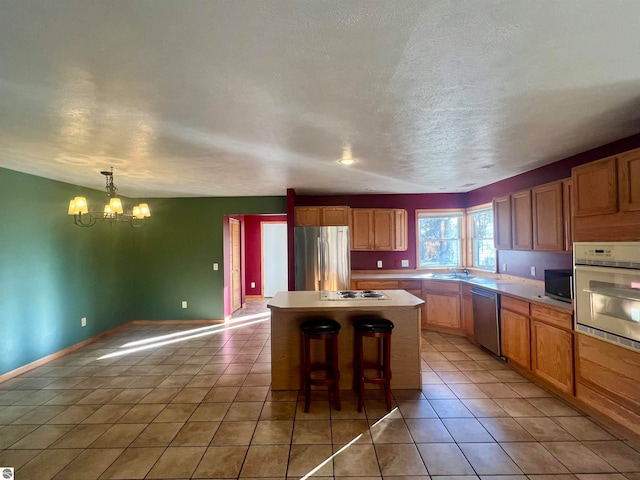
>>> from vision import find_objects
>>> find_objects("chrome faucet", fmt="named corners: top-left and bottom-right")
top-left (450, 268), bottom-right (457, 277)
top-left (463, 268), bottom-right (470, 277)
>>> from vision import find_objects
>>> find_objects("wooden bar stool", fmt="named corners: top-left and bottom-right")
top-left (353, 316), bottom-right (394, 412)
top-left (300, 317), bottom-right (341, 413)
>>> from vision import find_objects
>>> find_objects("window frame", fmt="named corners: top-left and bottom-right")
top-left (466, 203), bottom-right (496, 272)
top-left (415, 205), bottom-right (495, 272)
top-left (415, 209), bottom-right (466, 269)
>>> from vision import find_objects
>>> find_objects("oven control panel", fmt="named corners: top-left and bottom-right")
top-left (574, 242), bottom-right (640, 267)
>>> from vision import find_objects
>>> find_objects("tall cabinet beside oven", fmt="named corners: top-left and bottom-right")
top-left (573, 242), bottom-right (640, 435)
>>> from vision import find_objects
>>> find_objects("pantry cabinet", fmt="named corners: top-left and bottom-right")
top-left (350, 208), bottom-right (408, 251)
top-left (294, 206), bottom-right (350, 226)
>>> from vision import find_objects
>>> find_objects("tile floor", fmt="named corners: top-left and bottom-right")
top-left (1, 299), bottom-right (640, 479)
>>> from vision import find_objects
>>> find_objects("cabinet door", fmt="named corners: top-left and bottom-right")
top-left (393, 209), bottom-right (408, 251)
top-left (562, 179), bottom-right (573, 251)
top-left (462, 293), bottom-right (474, 337)
top-left (351, 209), bottom-right (374, 250)
top-left (619, 150), bottom-right (640, 212)
top-left (321, 206), bottom-right (350, 226)
top-left (501, 309), bottom-right (531, 369)
top-left (294, 207), bottom-right (320, 226)
top-left (373, 210), bottom-right (394, 250)
top-left (573, 156), bottom-right (618, 216)
top-left (493, 195), bottom-right (512, 250)
top-left (512, 190), bottom-right (532, 250)
top-left (532, 181), bottom-right (564, 251)
top-left (532, 320), bottom-right (573, 394)
top-left (425, 293), bottom-right (461, 329)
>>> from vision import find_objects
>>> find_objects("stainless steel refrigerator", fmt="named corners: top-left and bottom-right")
top-left (294, 226), bottom-right (350, 291)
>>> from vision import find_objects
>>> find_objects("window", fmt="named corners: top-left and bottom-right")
top-left (468, 206), bottom-right (495, 271)
top-left (417, 211), bottom-right (463, 268)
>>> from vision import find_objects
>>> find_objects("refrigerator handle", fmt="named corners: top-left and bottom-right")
top-left (317, 236), bottom-right (323, 291)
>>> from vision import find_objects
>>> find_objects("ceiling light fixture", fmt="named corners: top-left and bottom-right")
top-left (337, 144), bottom-right (356, 165)
top-left (67, 167), bottom-right (151, 228)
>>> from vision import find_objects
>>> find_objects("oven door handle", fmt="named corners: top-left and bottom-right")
top-left (582, 288), bottom-right (640, 302)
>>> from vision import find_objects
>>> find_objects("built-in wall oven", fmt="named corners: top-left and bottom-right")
top-left (574, 242), bottom-right (640, 351)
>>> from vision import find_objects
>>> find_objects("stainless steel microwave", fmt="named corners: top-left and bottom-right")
top-left (544, 269), bottom-right (573, 303)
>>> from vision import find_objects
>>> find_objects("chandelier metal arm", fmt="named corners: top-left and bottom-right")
top-left (68, 167), bottom-right (151, 228)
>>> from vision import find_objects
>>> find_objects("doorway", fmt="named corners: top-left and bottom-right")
top-left (229, 218), bottom-right (242, 313)
top-left (262, 222), bottom-right (288, 297)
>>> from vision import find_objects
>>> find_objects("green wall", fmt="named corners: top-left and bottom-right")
top-left (130, 196), bottom-right (286, 320)
top-left (0, 167), bottom-right (286, 376)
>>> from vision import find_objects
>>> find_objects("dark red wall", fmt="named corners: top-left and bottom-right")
top-left (288, 133), bottom-right (640, 284)
top-left (244, 214), bottom-right (287, 296)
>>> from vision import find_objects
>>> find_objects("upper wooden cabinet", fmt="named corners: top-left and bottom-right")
top-left (493, 179), bottom-right (571, 252)
top-left (562, 179), bottom-right (573, 251)
top-left (493, 195), bottom-right (512, 250)
top-left (511, 190), bottom-right (533, 250)
top-left (619, 149), bottom-right (640, 212)
top-left (351, 209), bottom-right (374, 250)
top-left (573, 156), bottom-right (618, 217)
top-left (572, 148), bottom-right (640, 241)
top-left (532, 181), bottom-right (564, 251)
top-left (351, 208), bottom-right (408, 251)
top-left (294, 206), bottom-right (350, 226)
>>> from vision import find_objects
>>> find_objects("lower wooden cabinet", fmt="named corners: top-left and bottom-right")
top-left (461, 285), bottom-right (474, 337)
top-left (531, 320), bottom-right (573, 394)
top-left (422, 280), bottom-right (461, 331)
top-left (425, 293), bottom-right (461, 330)
top-left (576, 333), bottom-right (640, 433)
top-left (501, 308), bottom-right (531, 369)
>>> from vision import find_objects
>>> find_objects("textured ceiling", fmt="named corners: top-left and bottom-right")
top-left (1, 1), bottom-right (640, 198)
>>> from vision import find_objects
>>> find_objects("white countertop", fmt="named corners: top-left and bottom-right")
top-left (267, 290), bottom-right (424, 311)
top-left (352, 272), bottom-right (573, 312)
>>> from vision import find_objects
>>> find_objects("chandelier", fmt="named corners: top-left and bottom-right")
top-left (67, 168), bottom-right (151, 227)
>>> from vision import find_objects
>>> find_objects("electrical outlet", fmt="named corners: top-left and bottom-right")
top-left (401, 259), bottom-right (409, 267)
top-left (251, 282), bottom-right (256, 288)
top-left (81, 317), bottom-right (86, 327)
top-left (502, 263), bottom-right (507, 272)
top-left (377, 260), bottom-right (383, 268)
top-left (213, 263), bottom-right (219, 271)
top-left (530, 266), bottom-right (536, 276)
top-left (182, 301), bottom-right (188, 308)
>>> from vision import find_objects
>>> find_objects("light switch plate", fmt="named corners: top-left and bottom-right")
top-left (401, 260), bottom-right (409, 267)
top-left (530, 266), bottom-right (536, 276)
top-left (377, 260), bottom-right (383, 268)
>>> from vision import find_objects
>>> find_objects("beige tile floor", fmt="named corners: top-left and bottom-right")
top-left (1, 298), bottom-right (640, 479)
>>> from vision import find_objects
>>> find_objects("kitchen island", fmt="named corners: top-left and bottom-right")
top-left (267, 290), bottom-right (424, 390)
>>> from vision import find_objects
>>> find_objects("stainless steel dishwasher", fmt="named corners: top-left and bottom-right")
top-left (471, 287), bottom-right (501, 357)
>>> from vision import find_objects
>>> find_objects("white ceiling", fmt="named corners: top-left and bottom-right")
top-left (1, 1), bottom-right (640, 198)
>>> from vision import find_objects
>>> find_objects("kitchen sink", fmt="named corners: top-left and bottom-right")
top-left (426, 273), bottom-right (475, 280)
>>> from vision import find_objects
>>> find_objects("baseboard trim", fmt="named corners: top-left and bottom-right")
top-left (131, 319), bottom-right (225, 325)
top-left (0, 319), bottom-right (226, 384)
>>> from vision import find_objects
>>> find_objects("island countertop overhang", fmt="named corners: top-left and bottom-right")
top-left (267, 289), bottom-right (424, 311)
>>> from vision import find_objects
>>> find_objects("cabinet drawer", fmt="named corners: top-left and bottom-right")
top-left (531, 304), bottom-right (572, 331)
top-left (501, 296), bottom-right (530, 316)
top-left (355, 280), bottom-right (399, 290)
top-left (400, 280), bottom-right (421, 290)
top-left (422, 280), bottom-right (460, 294)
